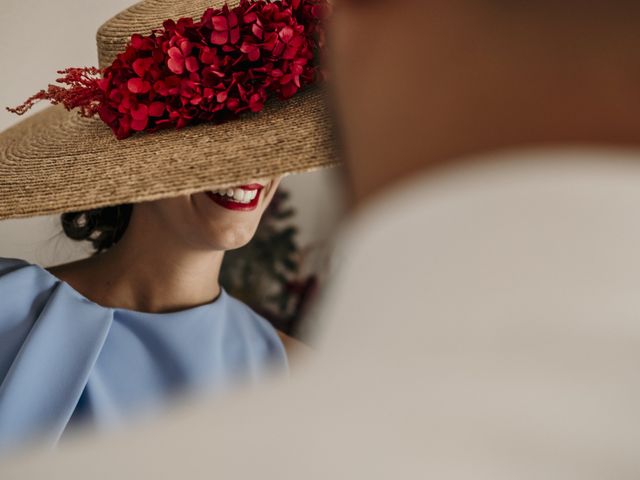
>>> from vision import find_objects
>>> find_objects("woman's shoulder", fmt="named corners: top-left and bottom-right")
top-left (0, 256), bottom-right (30, 274)
top-left (221, 292), bottom-right (271, 329)
top-left (219, 292), bottom-right (289, 362)
top-left (0, 256), bottom-right (67, 337)
top-left (0, 258), bottom-right (63, 382)
top-left (0, 257), bottom-right (59, 297)
top-left (222, 291), bottom-right (312, 366)
top-left (0, 255), bottom-right (57, 289)
top-left (0, 256), bottom-right (59, 323)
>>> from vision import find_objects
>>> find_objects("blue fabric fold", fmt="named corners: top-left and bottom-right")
top-left (0, 257), bottom-right (287, 452)
top-left (0, 282), bottom-right (112, 449)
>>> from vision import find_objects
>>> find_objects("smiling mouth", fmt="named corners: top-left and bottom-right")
top-left (206, 184), bottom-right (265, 211)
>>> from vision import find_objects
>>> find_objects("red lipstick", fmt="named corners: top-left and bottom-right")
top-left (206, 184), bottom-right (264, 212)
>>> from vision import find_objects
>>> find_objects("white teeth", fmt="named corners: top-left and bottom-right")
top-left (213, 187), bottom-right (260, 204)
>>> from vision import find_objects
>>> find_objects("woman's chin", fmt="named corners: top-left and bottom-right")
top-left (203, 227), bottom-right (257, 252)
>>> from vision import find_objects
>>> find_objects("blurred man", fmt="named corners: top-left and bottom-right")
top-left (311, 2), bottom-right (640, 477)
top-left (4, 2), bottom-right (640, 478)
top-left (330, 1), bottom-right (640, 205)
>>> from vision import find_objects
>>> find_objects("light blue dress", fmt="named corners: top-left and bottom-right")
top-left (0, 257), bottom-right (288, 452)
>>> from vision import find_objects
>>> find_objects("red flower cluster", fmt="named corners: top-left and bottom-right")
top-left (8, 0), bottom-right (328, 139)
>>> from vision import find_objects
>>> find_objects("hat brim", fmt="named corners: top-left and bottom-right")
top-left (0, 86), bottom-right (339, 220)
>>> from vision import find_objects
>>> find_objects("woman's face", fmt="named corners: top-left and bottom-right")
top-left (138, 176), bottom-right (283, 251)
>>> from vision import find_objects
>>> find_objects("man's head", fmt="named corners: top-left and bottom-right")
top-left (329, 1), bottom-right (640, 203)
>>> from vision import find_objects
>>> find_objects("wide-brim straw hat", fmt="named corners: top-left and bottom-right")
top-left (0, 0), bottom-right (338, 221)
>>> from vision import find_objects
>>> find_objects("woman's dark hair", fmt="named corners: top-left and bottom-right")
top-left (61, 204), bottom-right (133, 254)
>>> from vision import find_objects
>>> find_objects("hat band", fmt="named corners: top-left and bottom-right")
top-left (7, 0), bottom-right (328, 139)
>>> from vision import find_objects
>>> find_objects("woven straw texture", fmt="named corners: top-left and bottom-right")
top-left (0, 0), bottom-right (338, 220)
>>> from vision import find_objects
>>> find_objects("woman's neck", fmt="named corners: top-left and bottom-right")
top-left (49, 210), bottom-right (225, 314)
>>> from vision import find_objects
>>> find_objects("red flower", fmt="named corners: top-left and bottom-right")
top-left (132, 57), bottom-right (154, 77)
top-left (240, 41), bottom-right (261, 62)
top-left (273, 26), bottom-right (305, 59)
top-left (210, 10), bottom-right (240, 45)
top-left (243, 11), bottom-right (265, 39)
top-left (167, 39), bottom-right (199, 74)
top-left (199, 46), bottom-right (219, 65)
top-left (8, 0), bottom-right (330, 140)
top-left (127, 78), bottom-right (151, 94)
top-left (130, 103), bottom-right (149, 131)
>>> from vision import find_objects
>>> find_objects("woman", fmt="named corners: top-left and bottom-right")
top-left (0, 0), bottom-right (334, 451)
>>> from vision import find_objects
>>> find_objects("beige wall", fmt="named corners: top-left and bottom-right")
top-left (0, 0), bottom-right (344, 266)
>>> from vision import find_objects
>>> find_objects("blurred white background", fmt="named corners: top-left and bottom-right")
top-left (0, 0), bottom-right (344, 266)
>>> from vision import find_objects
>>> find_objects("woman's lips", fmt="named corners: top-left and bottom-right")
top-left (206, 184), bottom-right (265, 211)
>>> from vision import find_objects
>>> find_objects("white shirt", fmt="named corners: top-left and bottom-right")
top-left (4, 147), bottom-right (640, 479)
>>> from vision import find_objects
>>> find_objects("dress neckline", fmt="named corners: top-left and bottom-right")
top-left (25, 259), bottom-right (226, 318)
